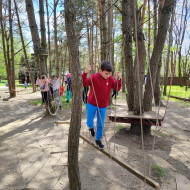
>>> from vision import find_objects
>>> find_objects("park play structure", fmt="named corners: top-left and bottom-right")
top-left (50, 0), bottom-right (190, 189)
top-left (1, 0), bottom-right (189, 189)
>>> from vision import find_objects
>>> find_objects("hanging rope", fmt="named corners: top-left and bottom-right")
top-left (133, 2), bottom-right (147, 183)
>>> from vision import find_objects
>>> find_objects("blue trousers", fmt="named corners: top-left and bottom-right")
top-left (86, 103), bottom-right (107, 141)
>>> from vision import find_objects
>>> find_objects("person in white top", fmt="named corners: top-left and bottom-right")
top-left (51, 75), bottom-right (61, 99)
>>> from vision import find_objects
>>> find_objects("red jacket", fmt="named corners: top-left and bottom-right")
top-left (82, 72), bottom-right (122, 108)
top-left (59, 86), bottom-right (64, 97)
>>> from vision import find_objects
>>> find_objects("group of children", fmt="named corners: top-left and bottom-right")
top-left (38, 61), bottom-right (121, 149)
top-left (37, 73), bottom-right (72, 110)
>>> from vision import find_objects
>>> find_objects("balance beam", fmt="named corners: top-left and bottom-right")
top-left (80, 134), bottom-right (160, 190)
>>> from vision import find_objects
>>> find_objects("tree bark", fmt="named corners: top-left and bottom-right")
top-left (9, 0), bottom-right (16, 98)
top-left (100, 0), bottom-right (107, 62)
top-left (25, 0), bottom-right (47, 76)
top-left (178, 0), bottom-right (187, 87)
top-left (54, 0), bottom-right (60, 77)
top-left (141, 0), bottom-right (147, 30)
top-left (144, 0), bottom-right (175, 111)
top-left (107, 0), bottom-right (112, 62)
top-left (45, 0), bottom-right (52, 77)
top-left (95, 6), bottom-right (99, 73)
top-left (131, 1), bottom-right (146, 115)
top-left (64, 0), bottom-right (82, 189)
top-left (39, 0), bottom-right (47, 74)
top-left (163, 8), bottom-right (175, 96)
top-left (5, 29), bottom-right (12, 94)
top-left (122, 0), bottom-right (134, 111)
top-left (14, 0), bottom-right (36, 93)
top-left (153, 0), bottom-right (157, 44)
top-left (0, 1), bottom-right (11, 94)
top-left (121, 55), bottom-right (126, 93)
top-left (154, 0), bottom-right (165, 106)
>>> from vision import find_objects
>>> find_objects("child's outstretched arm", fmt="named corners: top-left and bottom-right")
top-left (82, 64), bottom-right (92, 87)
top-left (112, 72), bottom-right (122, 91)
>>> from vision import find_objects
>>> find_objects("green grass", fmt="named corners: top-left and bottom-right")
top-left (28, 95), bottom-right (73, 108)
top-left (0, 80), bottom-right (33, 88)
top-left (163, 85), bottom-right (190, 99)
top-left (60, 95), bottom-right (72, 109)
top-left (117, 124), bottom-right (124, 131)
top-left (28, 99), bottom-right (42, 106)
top-left (152, 130), bottom-right (168, 138)
top-left (152, 165), bottom-right (167, 180)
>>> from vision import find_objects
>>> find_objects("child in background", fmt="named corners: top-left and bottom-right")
top-left (24, 81), bottom-right (27, 89)
top-left (59, 83), bottom-right (64, 110)
top-left (65, 73), bottom-right (72, 103)
top-left (82, 61), bottom-right (121, 149)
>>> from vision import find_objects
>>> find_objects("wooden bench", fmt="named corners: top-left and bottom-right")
top-left (108, 110), bottom-right (164, 135)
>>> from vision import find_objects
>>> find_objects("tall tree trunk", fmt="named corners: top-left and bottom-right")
top-left (64, 0), bottom-right (82, 189)
top-left (147, 0), bottom-right (151, 61)
top-left (95, 5), bottom-right (99, 73)
top-left (178, 0), bottom-right (187, 86)
top-left (153, 0), bottom-right (157, 44)
top-left (59, 43), bottom-right (63, 78)
top-left (39, 0), bottom-right (47, 74)
top-left (121, 55), bottom-right (125, 93)
top-left (154, 0), bottom-right (165, 106)
top-left (5, 30), bottom-right (12, 94)
top-left (63, 43), bottom-right (67, 79)
top-left (107, 0), bottom-right (112, 62)
top-left (86, 13), bottom-right (91, 67)
top-left (170, 51), bottom-right (174, 76)
top-left (14, 0), bottom-right (36, 92)
top-left (108, 0), bottom-right (113, 106)
top-left (111, 10), bottom-right (115, 75)
top-left (25, 0), bottom-right (47, 76)
top-left (54, 0), bottom-right (60, 77)
top-left (45, 0), bottom-right (52, 77)
top-left (91, 10), bottom-right (94, 73)
top-left (0, 1), bottom-right (11, 94)
top-left (9, 0), bottom-right (16, 98)
top-left (131, 1), bottom-right (146, 115)
top-left (144, 0), bottom-right (175, 111)
top-left (141, 0), bottom-right (147, 30)
top-left (100, 0), bottom-right (107, 61)
top-left (163, 8), bottom-right (175, 96)
top-left (122, 0), bottom-right (134, 111)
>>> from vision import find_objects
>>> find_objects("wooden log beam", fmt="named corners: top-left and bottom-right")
top-left (170, 95), bottom-right (190, 102)
top-left (80, 134), bottom-right (160, 190)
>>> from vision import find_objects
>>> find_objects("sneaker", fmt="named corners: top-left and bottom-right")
top-left (89, 128), bottom-right (95, 137)
top-left (95, 140), bottom-right (104, 149)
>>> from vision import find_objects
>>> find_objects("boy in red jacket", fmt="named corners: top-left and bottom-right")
top-left (82, 61), bottom-right (121, 149)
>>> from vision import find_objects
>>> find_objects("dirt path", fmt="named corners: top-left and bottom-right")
top-left (0, 89), bottom-right (189, 190)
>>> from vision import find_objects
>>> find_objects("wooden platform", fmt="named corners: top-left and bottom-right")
top-left (108, 110), bottom-right (163, 126)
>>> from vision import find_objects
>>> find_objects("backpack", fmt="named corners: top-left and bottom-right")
top-left (40, 82), bottom-right (46, 90)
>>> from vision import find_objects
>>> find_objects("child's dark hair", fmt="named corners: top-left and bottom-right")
top-left (41, 75), bottom-right (45, 79)
top-left (101, 61), bottom-right (113, 72)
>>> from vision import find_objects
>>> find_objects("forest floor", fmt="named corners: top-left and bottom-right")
top-left (0, 87), bottom-right (190, 190)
